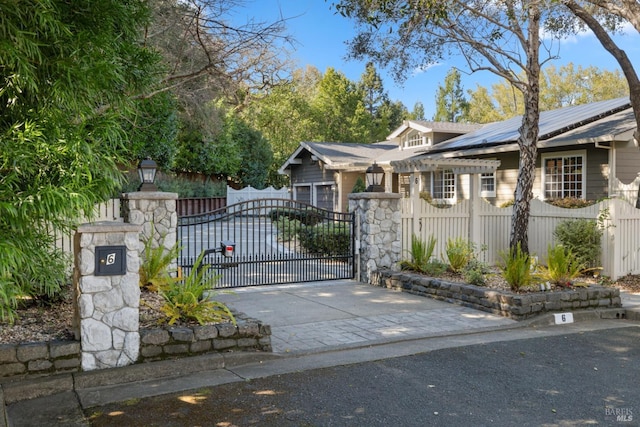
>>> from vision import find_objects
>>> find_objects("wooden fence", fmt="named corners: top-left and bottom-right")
top-left (53, 198), bottom-right (123, 259)
top-left (401, 197), bottom-right (640, 280)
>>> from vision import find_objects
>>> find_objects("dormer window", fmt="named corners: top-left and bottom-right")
top-left (402, 130), bottom-right (431, 148)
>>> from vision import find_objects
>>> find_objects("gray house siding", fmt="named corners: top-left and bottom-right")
top-left (616, 140), bottom-right (640, 183)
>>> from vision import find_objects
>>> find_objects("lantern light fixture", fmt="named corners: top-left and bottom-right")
top-left (365, 162), bottom-right (385, 192)
top-left (137, 158), bottom-right (158, 191)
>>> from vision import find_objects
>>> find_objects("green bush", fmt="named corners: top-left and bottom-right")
top-left (299, 223), bottom-right (351, 255)
top-left (499, 243), bottom-right (533, 291)
top-left (546, 197), bottom-right (595, 209)
top-left (554, 218), bottom-right (602, 268)
top-left (159, 253), bottom-right (235, 326)
top-left (139, 228), bottom-right (182, 292)
top-left (351, 176), bottom-right (366, 193)
top-left (268, 207), bottom-right (324, 226)
top-left (400, 234), bottom-right (437, 273)
top-left (536, 244), bottom-right (585, 287)
top-left (120, 172), bottom-right (226, 197)
top-left (462, 259), bottom-right (489, 286)
top-left (274, 216), bottom-right (304, 241)
top-left (445, 237), bottom-right (475, 273)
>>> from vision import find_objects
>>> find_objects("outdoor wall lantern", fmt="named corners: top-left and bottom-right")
top-left (365, 162), bottom-right (385, 192)
top-left (137, 157), bottom-right (158, 191)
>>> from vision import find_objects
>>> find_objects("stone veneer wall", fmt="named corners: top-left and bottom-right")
top-left (375, 270), bottom-right (622, 320)
top-left (348, 192), bottom-right (402, 284)
top-left (0, 318), bottom-right (270, 378)
top-left (73, 222), bottom-right (142, 371)
top-left (121, 191), bottom-right (179, 271)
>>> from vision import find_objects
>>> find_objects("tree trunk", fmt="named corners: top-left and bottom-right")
top-left (509, 2), bottom-right (541, 254)
top-left (563, 0), bottom-right (640, 145)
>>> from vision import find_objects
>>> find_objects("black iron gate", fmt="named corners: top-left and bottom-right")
top-left (177, 198), bottom-right (355, 288)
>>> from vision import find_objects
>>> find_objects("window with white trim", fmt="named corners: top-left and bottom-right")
top-left (479, 172), bottom-right (496, 197)
top-left (431, 169), bottom-right (456, 202)
top-left (402, 130), bottom-right (430, 148)
top-left (542, 152), bottom-right (585, 199)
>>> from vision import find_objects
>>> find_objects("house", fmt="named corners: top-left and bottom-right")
top-left (278, 121), bottom-right (482, 211)
top-left (394, 96), bottom-right (639, 206)
top-left (280, 97), bottom-right (640, 211)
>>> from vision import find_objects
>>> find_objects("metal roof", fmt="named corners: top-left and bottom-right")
top-left (420, 97), bottom-right (632, 154)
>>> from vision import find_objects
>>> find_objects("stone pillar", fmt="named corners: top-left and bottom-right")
top-left (121, 191), bottom-right (179, 248)
top-left (73, 221), bottom-right (142, 371)
top-left (348, 192), bottom-right (402, 284)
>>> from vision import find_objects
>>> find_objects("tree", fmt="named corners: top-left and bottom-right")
top-left (312, 67), bottom-right (374, 143)
top-left (466, 63), bottom-right (630, 122)
top-left (0, 0), bottom-right (159, 320)
top-left (559, 0), bottom-right (640, 144)
top-left (335, 0), bottom-right (554, 253)
top-left (359, 62), bottom-right (387, 117)
top-left (466, 85), bottom-right (503, 123)
top-left (433, 69), bottom-right (470, 122)
top-left (408, 102), bottom-right (427, 121)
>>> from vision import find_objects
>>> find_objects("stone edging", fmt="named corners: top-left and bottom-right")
top-left (0, 316), bottom-right (270, 379)
top-left (374, 269), bottom-right (622, 320)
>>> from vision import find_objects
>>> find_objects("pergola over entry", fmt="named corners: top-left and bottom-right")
top-left (389, 157), bottom-right (501, 200)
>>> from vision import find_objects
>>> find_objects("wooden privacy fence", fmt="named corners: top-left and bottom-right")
top-left (401, 197), bottom-right (640, 280)
top-left (53, 198), bottom-right (123, 258)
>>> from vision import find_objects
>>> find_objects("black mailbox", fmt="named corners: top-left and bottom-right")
top-left (95, 245), bottom-right (127, 276)
top-left (220, 241), bottom-right (235, 258)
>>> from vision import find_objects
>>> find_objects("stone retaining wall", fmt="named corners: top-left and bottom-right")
top-left (0, 319), bottom-right (270, 379)
top-left (374, 270), bottom-right (622, 320)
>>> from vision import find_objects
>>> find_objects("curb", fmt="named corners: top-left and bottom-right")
top-left (1, 307), bottom-right (639, 426)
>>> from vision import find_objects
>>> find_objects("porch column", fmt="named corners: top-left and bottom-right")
top-left (348, 192), bottom-right (402, 284)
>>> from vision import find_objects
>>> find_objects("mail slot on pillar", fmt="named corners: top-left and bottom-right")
top-left (220, 241), bottom-right (235, 258)
top-left (95, 245), bottom-right (127, 276)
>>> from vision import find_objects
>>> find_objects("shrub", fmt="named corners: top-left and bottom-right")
top-left (139, 228), bottom-right (182, 292)
top-left (159, 252), bottom-right (235, 326)
top-left (268, 207), bottom-right (323, 226)
top-left (351, 176), bottom-right (366, 193)
top-left (499, 243), bottom-right (533, 291)
top-left (536, 244), bottom-right (585, 287)
top-left (274, 216), bottom-right (304, 241)
top-left (462, 259), bottom-right (489, 286)
top-left (445, 237), bottom-right (475, 273)
top-left (546, 197), bottom-right (595, 209)
top-left (298, 223), bottom-right (351, 255)
top-left (400, 234), bottom-right (436, 273)
top-left (554, 218), bottom-right (602, 268)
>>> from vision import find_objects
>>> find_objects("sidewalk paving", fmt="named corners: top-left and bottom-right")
top-left (214, 280), bottom-right (517, 354)
top-left (3, 280), bottom-right (640, 426)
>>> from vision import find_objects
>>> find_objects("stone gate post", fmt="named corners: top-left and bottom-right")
top-left (72, 221), bottom-right (142, 371)
top-left (348, 192), bottom-right (402, 284)
top-left (121, 191), bottom-right (179, 269)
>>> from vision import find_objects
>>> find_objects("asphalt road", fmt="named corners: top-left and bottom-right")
top-left (87, 326), bottom-right (640, 427)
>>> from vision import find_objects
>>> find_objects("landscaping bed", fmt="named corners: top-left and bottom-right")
top-left (373, 269), bottom-right (623, 320)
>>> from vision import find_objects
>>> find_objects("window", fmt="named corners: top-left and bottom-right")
top-left (542, 152), bottom-right (585, 200)
top-left (431, 170), bottom-right (456, 202)
top-left (402, 131), bottom-right (430, 148)
top-left (314, 184), bottom-right (334, 210)
top-left (294, 185), bottom-right (311, 204)
top-left (479, 172), bottom-right (496, 198)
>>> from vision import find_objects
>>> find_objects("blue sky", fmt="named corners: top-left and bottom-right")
top-left (236, 1), bottom-right (640, 119)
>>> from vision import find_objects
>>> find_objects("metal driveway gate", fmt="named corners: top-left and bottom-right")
top-left (177, 198), bottom-right (355, 288)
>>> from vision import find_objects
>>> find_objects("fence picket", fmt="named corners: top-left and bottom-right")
top-left (401, 197), bottom-right (640, 280)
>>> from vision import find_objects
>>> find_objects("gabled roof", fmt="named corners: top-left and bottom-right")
top-left (387, 120), bottom-right (483, 139)
top-left (417, 97), bottom-right (632, 157)
top-left (278, 141), bottom-right (395, 174)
